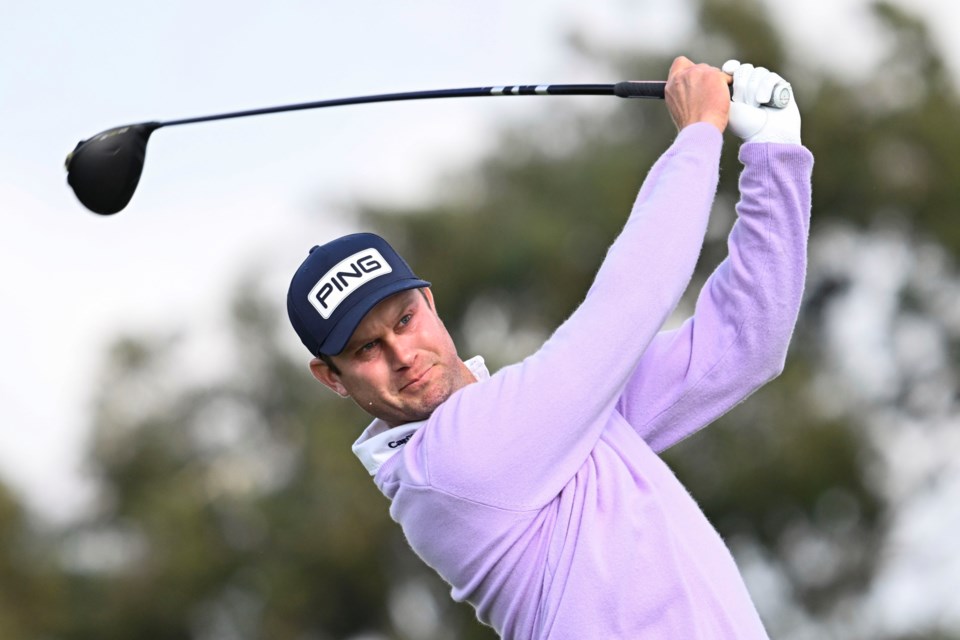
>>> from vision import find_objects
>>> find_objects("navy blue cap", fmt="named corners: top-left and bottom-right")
top-left (287, 233), bottom-right (430, 356)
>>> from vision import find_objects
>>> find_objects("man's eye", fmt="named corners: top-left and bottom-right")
top-left (399, 314), bottom-right (412, 326)
top-left (359, 341), bottom-right (378, 353)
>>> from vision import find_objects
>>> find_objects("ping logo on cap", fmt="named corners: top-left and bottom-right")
top-left (308, 248), bottom-right (393, 319)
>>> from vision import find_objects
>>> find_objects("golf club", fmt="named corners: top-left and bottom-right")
top-left (65, 80), bottom-right (791, 216)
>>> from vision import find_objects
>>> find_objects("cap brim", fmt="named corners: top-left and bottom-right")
top-left (319, 278), bottom-right (430, 355)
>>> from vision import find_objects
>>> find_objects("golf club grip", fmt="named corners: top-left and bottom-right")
top-left (616, 80), bottom-right (791, 108)
top-left (614, 81), bottom-right (667, 99)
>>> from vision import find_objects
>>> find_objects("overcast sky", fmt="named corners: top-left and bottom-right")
top-left (2, 0), bottom-right (958, 630)
top-left (3, 0), bottom-right (692, 518)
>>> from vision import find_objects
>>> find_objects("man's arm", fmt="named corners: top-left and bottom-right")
top-left (617, 142), bottom-right (813, 452)
top-left (416, 60), bottom-right (733, 508)
top-left (616, 61), bottom-right (812, 451)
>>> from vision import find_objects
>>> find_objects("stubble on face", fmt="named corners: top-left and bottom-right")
top-left (332, 289), bottom-right (476, 426)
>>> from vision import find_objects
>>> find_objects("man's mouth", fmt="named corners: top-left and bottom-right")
top-left (400, 366), bottom-right (434, 392)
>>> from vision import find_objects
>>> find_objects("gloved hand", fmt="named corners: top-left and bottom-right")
top-left (723, 60), bottom-right (801, 144)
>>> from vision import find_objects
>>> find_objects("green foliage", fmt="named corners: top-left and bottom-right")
top-left (0, 0), bottom-right (958, 637)
top-left (663, 360), bottom-right (886, 614)
top-left (362, 107), bottom-right (676, 367)
top-left (0, 484), bottom-right (61, 638)
top-left (46, 289), bottom-right (416, 639)
top-left (357, 0), bottom-right (959, 632)
top-left (804, 2), bottom-right (960, 253)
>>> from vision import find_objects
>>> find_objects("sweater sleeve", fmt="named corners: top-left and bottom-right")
top-left (615, 142), bottom-right (813, 452)
top-left (417, 123), bottom-right (724, 509)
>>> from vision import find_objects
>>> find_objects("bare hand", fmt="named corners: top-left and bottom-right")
top-left (664, 56), bottom-right (731, 133)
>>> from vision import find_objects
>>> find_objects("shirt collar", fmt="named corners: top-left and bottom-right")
top-left (351, 355), bottom-right (489, 476)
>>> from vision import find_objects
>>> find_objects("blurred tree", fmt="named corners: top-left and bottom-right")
top-left (34, 284), bottom-right (495, 640)
top-left (357, 0), bottom-right (960, 636)
top-left (804, 1), bottom-right (960, 254)
top-left (0, 482), bottom-right (65, 638)
top-left (3, 0), bottom-right (956, 638)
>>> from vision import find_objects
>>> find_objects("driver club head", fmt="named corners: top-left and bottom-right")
top-left (65, 122), bottom-right (160, 215)
top-left (63, 81), bottom-right (676, 216)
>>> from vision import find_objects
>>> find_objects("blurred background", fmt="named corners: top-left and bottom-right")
top-left (2, 0), bottom-right (959, 638)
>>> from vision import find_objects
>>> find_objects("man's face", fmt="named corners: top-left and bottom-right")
top-left (310, 288), bottom-right (475, 427)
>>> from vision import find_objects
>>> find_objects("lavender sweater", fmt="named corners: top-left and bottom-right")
top-left (353, 123), bottom-right (814, 639)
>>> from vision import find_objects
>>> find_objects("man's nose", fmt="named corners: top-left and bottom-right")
top-left (386, 337), bottom-right (415, 370)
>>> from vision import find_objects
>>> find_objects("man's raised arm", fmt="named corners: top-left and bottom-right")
top-left (616, 61), bottom-right (813, 452)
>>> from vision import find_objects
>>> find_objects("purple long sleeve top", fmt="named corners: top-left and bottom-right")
top-left (352, 122), bottom-right (814, 639)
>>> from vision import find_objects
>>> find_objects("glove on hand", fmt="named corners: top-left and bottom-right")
top-left (723, 60), bottom-right (801, 144)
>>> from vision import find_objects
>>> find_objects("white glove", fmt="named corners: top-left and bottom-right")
top-left (723, 60), bottom-right (801, 144)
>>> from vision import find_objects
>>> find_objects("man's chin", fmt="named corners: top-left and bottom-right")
top-left (402, 386), bottom-right (453, 423)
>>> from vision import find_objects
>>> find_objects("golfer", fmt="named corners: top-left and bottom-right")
top-left (287, 56), bottom-right (813, 639)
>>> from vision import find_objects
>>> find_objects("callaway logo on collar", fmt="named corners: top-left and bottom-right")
top-left (352, 421), bottom-right (425, 476)
top-left (351, 356), bottom-right (491, 476)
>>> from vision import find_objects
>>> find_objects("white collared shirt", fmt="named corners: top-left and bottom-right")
top-left (351, 355), bottom-right (489, 476)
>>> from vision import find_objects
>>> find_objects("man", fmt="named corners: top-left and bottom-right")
top-left (286, 57), bottom-right (813, 639)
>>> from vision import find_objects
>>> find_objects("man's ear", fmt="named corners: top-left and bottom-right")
top-left (422, 286), bottom-right (435, 309)
top-left (309, 357), bottom-right (349, 397)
